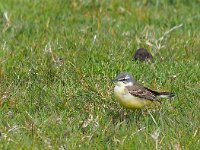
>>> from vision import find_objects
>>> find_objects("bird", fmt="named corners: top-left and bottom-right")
top-left (133, 48), bottom-right (153, 62)
top-left (113, 72), bottom-right (175, 109)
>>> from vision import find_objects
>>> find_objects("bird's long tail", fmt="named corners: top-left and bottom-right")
top-left (145, 87), bottom-right (175, 99)
top-left (158, 92), bottom-right (175, 99)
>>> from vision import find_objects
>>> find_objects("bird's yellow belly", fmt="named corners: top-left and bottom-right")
top-left (114, 86), bottom-right (152, 109)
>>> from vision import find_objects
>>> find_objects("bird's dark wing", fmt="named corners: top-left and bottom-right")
top-left (126, 84), bottom-right (158, 101)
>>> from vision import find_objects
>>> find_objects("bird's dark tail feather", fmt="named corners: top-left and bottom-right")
top-left (145, 87), bottom-right (175, 99)
top-left (158, 92), bottom-right (175, 99)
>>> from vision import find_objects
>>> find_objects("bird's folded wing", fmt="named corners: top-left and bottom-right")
top-left (126, 85), bottom-right (157, 101)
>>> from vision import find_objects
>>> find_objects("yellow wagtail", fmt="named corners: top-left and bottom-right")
top-left (113, 73), bottom-right (175, 109)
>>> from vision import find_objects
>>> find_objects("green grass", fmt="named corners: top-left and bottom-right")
top-left (0, 0), bottom-right (200, 149)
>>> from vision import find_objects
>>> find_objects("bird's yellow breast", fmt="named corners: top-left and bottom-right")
top-left (114, 84), bottom-right (152, 109)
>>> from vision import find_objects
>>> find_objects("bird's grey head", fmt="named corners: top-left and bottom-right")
top-left (113, 72), bottom-right (136, 86)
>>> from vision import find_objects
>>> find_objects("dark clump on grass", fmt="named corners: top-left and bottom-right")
top-left (133, 48), bottom-right (153, 62)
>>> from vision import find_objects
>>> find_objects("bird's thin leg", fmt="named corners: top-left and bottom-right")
top-left (120, 108), bottom-right (126, 121)
top-left (135, 110), bottom-right (142, 124)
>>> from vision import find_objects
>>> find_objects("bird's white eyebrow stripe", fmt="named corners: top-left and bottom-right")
top-left (118, 78), bottom-right (125, 81)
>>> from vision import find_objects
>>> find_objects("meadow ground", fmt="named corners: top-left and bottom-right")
top-left (0, 0), bottom-right (200, 149)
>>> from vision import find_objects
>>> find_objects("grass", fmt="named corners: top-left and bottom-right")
top-left (0, 0), bottom-right (200, 149)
